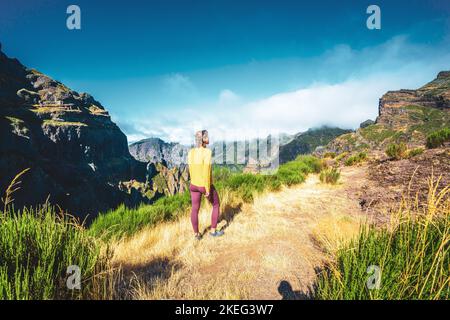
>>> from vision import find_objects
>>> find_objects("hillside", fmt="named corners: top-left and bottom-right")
top-left (279, 126), bottom-right (352, 163)
top-left (324, 71), bottom-right (450, 154)
top-left (0, 46), bottom-right (150, 219)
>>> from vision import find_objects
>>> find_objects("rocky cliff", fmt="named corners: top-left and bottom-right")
top-left (324, 71), bottom-right (450, 154)
top-left (0, 46), bottom-right (149, 220)
top-left (129, 137), bottom-right (189, 168)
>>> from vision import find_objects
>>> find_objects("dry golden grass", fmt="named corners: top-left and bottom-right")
top-left (111, 168), bottom-right (367, 299)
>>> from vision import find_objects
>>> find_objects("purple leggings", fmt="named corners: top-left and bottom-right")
top-left (189, 184), bottom-right (220, 234)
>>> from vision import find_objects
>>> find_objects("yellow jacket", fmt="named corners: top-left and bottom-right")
top-left (187, 147), bottom-right (212, 194)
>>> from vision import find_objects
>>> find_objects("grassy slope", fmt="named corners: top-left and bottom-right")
top-left (279, 127), bottom-right (352, 163)
top-left (329, 106), bottom-right (450, 153)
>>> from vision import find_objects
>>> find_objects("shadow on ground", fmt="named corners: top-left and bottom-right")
top-left (200, 202), bottom-right (243, 236)
top-left (277, 280), bottom-right (316, 300)
top-left (116, 256), bottom-right (182, 299)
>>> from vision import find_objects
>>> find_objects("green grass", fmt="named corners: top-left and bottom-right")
top-left (89, 155), bottom-right (323, 240)
top-left (31, 107), bottom-right (81, 114)
top-left (335, 152), bottom-right (349, 162)
top-left (319, 167), bottom-right (341, 184)
top-left (5, 116), bottom-right (24, 125)
top-left (426, 128), bottom-right (450, 149)
top-left (344, 152), bottom-right (368, 166)
top-left (42, 119), bottom-right (87, 127)
top-left (406, 105), bottom-right (450, 133)
top-left (89, 192), bottom-right (191, 240)
top-left (385, 142), bottom-right (408, 160)
top-left (314, 183), bottom-right (450, 299)
top-left (360, 124), bottom-right (399, 144)
top-left (323, 152), bottom-right (336, 159)
top-left (0, 205), bottom-right (112, 300)
top-left (407, 147), bottom-right (424, 158)
top-left (88, 104), bottom-right (108, 116)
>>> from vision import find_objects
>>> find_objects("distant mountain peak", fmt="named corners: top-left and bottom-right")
top-left (437, 71), bottom-right (450, 80)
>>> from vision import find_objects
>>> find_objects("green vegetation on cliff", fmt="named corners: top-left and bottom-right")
top-left (279, 127), bottom-right (352, 163)
top-left (426, 128), bottom-right (450, 149)
top-left (42, 119), bottom-right (87, 127)
top-left (326, 105), bottom-right (449, 154)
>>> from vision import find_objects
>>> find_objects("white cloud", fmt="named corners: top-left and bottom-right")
top-left (122, 36), bottom-right (450, 145)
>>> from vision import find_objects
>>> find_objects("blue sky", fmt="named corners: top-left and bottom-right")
top-left (1, 0), bottom-right (449, 143)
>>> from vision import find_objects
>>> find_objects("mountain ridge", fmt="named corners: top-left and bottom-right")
top-left (0, 47), bottom-right (150, 220)
top-left (323, 71), bottom-right (450, 154)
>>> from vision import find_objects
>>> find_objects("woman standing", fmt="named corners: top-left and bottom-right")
top-left (187, 130), bottom-right (224, 240)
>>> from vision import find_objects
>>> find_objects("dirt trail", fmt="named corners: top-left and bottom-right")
top-left (112, 166), bottom-right (369, 299)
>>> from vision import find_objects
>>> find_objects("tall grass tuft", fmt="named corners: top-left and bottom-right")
top-left (0, 169), bottom-right (118, 300)
top-left (385, 142), bottom-right (408, 160)
top-left (1, 168), bottom-right (30, 213)
top-left (314, 177), bottom-right (449, 300)
top-left (0, 205), bottom-right (117, 299)
top-left (319, 167), bottom-right (341, 185)
top-left (344, 152), bottom-right (368, 166)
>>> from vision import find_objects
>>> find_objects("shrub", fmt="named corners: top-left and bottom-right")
top-left (335, 152), bottom-right (349, 162)
top-left (426, 128), bottom-right (450, 149)
top-left (319, 167), bottom-right (341, 184)
top-left (406, 147), bottom-right (424, 158)
top-left (344, 152), bottom-right (367, 166)
top-left (385, 142), bottom-right (407, 160)
top-left (314, 180), bottom-right (449, 300)
top-left (323, 152), bottom-right (336, 159)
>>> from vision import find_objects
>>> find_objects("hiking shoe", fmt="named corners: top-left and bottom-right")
top-left (209, 230), bottom-right (224, 237)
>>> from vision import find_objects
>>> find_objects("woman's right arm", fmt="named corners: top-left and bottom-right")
top-left (202, 149), bottom-right (212, 195)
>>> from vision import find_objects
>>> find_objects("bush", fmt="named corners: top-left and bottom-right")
top-left (323, 152), bottom-right (336, 159)
top-left (406, 147), bottom-right (424, 158)
top-left (319, 167), bottom-right (341, 184)
top-left (335, 152), bottom-right (349, 162)
top-left (426, 128), bottom-right (450, 149)
top-left (344, 152), bottom-right (367, 166)
top-left (385, 142), bottom-right (407, 160)
top-left (314, 181), bottom-right (449, 300)
top-left (0, 206), bottom-right (112, 299)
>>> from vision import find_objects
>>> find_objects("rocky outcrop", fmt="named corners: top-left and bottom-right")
top-left (0, 47), bottom-right (149, 221)
top-left (324, 71), bottom-right (450, 154)
top-left (377, 71), bottom-right (449, 128)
